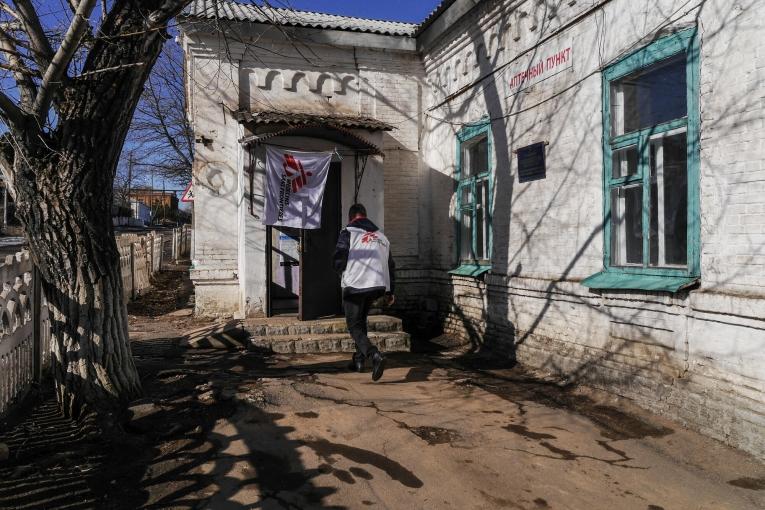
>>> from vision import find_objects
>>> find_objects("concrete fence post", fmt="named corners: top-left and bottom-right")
top-left (130, 242), bottom-right (136, 300)
top-left (32, 265), bottom-right (41, 383)
top-left (148, 233), bottom-right (154, 276)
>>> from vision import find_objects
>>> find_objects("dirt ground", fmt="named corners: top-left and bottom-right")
top-left (1, 269), bottom-right (764, 509)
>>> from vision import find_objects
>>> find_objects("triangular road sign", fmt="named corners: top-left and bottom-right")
top-left (181, 181), bottom-right (194, 202)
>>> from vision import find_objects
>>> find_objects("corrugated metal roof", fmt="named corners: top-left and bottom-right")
top-left (233, 110), bottom-right (395, 132)
top-left (182, 0), bottom-right (417, 37)
top-left (240, 124), bottom-right (386, 156)
top-left (415, 0), bottom-right (458, 36)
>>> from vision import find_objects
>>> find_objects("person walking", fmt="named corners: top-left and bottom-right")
top-left (333, 203), bottom-right (395, 381)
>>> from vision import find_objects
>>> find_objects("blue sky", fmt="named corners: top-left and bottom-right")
top-left (270, 0), bottom-right (443, 23)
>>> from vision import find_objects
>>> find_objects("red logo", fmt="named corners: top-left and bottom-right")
top-left (283, 154), bottom-right (313, 193)
top-left (361, 232), bottom-right (379, 244)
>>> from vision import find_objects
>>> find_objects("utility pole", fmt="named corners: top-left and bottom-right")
top-left (127, 153), bottom-right (134, 226)
top-left (127, 153), bottom-right (134, 203)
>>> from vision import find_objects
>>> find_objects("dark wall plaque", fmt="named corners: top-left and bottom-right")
top-left (517, 142), bottom-right (547, 183)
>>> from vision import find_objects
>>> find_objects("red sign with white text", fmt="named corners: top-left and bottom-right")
top-left (507, 46), bottom-right (573, 95)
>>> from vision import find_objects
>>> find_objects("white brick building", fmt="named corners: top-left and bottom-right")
top-left (180, 0), bottom-right (765, 458)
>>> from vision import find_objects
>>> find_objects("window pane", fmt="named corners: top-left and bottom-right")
top-left (472, 138), bottom-right (489, 175)
top-left (649, 132), bottom-right (688, 267)
top-left (612, 145), bottom-right (639, 178)
top-left (482, 180), bottom-right (490, 258)
top-left (462, 145), bottom-right (472, 178)
top-left (460, 209), bottom-right (473, 260)
top-left (463, 136), bottom-right (488, 178)
top-left (475, 181), bottom-right (485, 260)
top-left (611, 53), bottom-right (687, 136)
top-left (611, 185), bottom-right (643, 266)
top-left (461, 185), bottom-right (471, 207)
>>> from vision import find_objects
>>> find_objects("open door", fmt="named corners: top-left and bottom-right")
top-left (267, 226), bottom-right (301, 315)
top-left (299, 162), bottom-right (342, 320)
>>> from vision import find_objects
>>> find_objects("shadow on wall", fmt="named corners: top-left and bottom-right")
top-left (404, 0), bottom-right (765, 400)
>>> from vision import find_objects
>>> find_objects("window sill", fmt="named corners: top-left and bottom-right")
top-left (448, 264), bottom-right (491, 277)
top-left (582, 271), bottom-right (698, 293)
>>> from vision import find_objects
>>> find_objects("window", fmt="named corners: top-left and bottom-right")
top-left (584, 28), bottom-right (700, 292)
top-left (451, 120), bottom-right (493, 276)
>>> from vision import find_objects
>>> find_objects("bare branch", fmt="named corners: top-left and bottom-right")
top-left (0, 2), bottom-right (19, 20)
top-left (13, 0), bottom-right (55, 70)
top-left (0, 88), bottom-right (26, 128)
top-left (148, 0), bottom-right (193, 28)
top-left (32, 0), bottom-right (98, 121)
top-left (0, 59), bottom-right (39, 76)
top-left (73, 61), bottom-right (145, 78)
top-left (0, 141), bottom-right (15, 200)
top-left (0, 27), bottom-right (37, 106)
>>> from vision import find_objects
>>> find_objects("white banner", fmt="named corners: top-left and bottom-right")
top-left (263, 147), bottom-right (332, 229)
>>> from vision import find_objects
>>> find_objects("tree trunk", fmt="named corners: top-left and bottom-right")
top-left (46, 262), bottom-right (140, 419)
top-left (14, 149), bottom-right (142, 419)
top-left (9, 4), bottom-right (171, 418)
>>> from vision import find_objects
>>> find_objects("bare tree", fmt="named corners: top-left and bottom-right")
top-left (125, 41), bottom-right (193, 185)
top-left (0, 0), bottom-right (194, 419)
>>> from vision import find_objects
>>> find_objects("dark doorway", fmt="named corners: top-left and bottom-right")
top-left (266, 162), bottom-right (342, 319)
top-left (300, 162), bottom-right (343, 320)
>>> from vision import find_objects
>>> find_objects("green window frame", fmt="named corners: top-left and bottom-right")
top-left (584, 28), bottom-right (701, 293)
top-left (450, 118), bottom-right (493, 277)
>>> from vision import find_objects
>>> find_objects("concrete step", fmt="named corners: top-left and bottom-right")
top-left (243, 315), bottom-right (403, 337)
top-left (250, 331), bottom-right (410, 354)
top-left (179, 321), bottom-right (251, 349)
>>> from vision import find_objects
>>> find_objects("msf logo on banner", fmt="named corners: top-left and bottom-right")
top-left (283, 154), bottom-right (313, 193)
top-left (278, 154), bottom-right (313, 221)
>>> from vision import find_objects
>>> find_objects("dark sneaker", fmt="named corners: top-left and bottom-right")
top-left (371, 351), bottom-right (386, 381)
top-left (348, 354), bottom-right (364, 373)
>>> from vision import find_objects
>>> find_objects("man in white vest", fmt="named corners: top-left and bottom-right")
top-left (333, 203), bottom-right (395, 381)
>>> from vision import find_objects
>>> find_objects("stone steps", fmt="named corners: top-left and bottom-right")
top-left (249, 331), bottom-right (410, 354)
top-left (243, 315), bottom-right (404, 336)
top-left (181, 315), bottom-right (410, 353)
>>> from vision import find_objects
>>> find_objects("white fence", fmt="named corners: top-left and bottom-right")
top-left (118, 231), bottom-right (164, 302)
top-left (0, 228), bottom-right (188, 416)
top-left (0, 252), bottom-right (50, 416)
top-left (169, 225), bottom-right (192, 262)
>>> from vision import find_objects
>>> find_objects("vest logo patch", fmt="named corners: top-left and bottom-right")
top-left (361, 232), bottom-right (379, 244)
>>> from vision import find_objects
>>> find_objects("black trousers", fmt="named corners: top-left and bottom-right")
top-left (343, 290), bottom-right (383, 359)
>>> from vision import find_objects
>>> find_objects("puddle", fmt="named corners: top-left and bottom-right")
top-left (728, 477), bottom-right (765, 490)
top-left (504, 424), bottom-right (556, 440)
top-left (583, 404), bottom-right (673, 440)
top-left (409, 426), bottom-right (461, 446)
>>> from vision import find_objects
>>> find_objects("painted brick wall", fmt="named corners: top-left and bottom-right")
top-left (183, 27), bottom-right (427, 315)
top-left (419, 0), bottom-right (765, 459)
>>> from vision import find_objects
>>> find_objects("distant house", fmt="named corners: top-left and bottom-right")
top-left (111, 198), bottom-right (149, 227)
top-left (129, 190), bottom-right (179, 212)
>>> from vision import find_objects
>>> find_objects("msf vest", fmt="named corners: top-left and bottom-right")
top-left (341, 226), bottom-right (391, 292)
